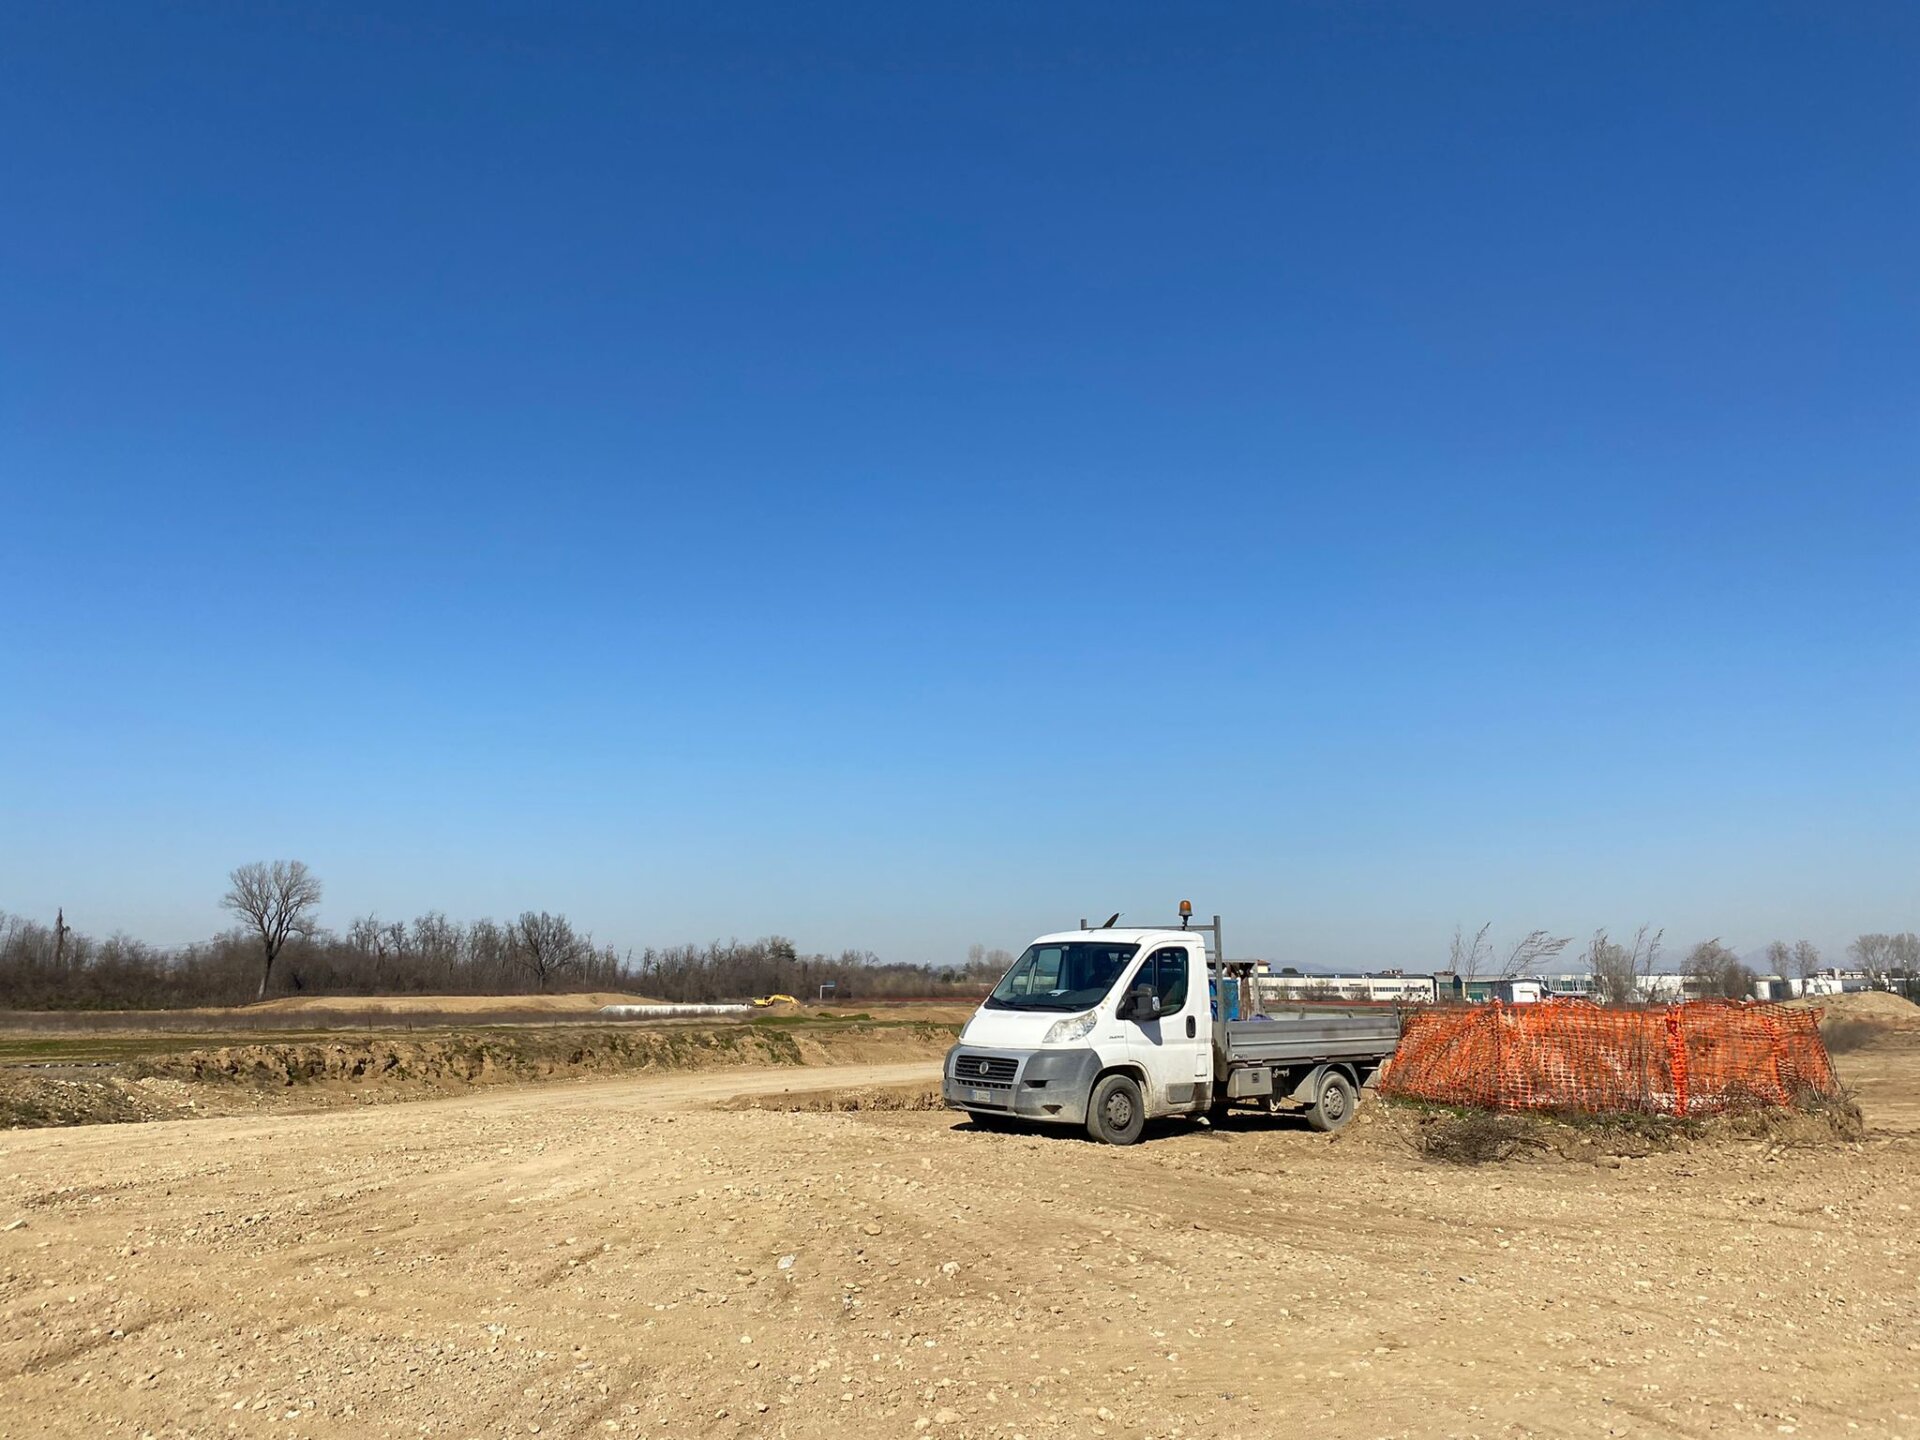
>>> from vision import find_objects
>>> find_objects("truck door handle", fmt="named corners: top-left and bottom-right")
top-left (1186, 1016), bottom-right (1196, 1039)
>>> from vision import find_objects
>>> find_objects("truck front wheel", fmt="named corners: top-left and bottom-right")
top-left (1306, 1071), bottom-right (1357, 1132)
top-left (1086, 1074), bottom-right (1146, 1146)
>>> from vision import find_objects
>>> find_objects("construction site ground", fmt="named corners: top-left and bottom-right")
top-left (0, 1004), bottom-right (1916, 1439)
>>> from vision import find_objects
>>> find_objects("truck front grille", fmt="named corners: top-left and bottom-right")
top-left (952, 1053), bottom-right (1018, 1085)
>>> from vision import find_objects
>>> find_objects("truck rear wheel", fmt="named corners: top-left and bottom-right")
top-left (1086, 1074), bottom-right (1146, 1146)
top-left (1306, 1071), bottom-right (1357, 1132)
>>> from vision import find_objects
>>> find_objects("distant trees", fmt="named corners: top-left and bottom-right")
top-left (636, 937), bottom-right (862, 1003)
top-left (410, 911), bottom-right (464, 986)
top-left (0, 909), bottom-right (994, 1010)
top-left (1585, 925), bottom-right (1663, 1006)
top-left (223, 861), bottom-right (324, 1001)
top-left (966, 944), bottom-right (1012, 977)
top-left (1759, 939), bottom-right (1823, 982)
top-left (1849, 934), bottom-right (1891, 984)
top-left (1685, 939), bottom-right (1755, 1000)
top-left (1897, 934), bottom-right (1920, 973)
top-left (508, 911), bottom-right (591, 990)
top-left (269, 909), bottom-right (628, 998)
top-left (1850, 933), bottom-right (1920, 988)
top-left (1792, 940), bottom-right (1822, 981)
top-left (625, 937), bottom-right (1011, 1004)
top-left (12, 878), bottom-right (1912, 1014)
top-left (1448, 923), bottom-right (1492, 978)
top-left (1500, 930), bottom-right (1573, 978)
top-left (1448, 924), bottom-right (1573, 980)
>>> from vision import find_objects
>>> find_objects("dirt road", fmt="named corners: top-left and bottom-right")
top-left (3, 1056), bottom-right (1917, 1439)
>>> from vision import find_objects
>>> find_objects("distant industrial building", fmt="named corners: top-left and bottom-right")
top-left (1252, 964), bottom-right (1898, 1006)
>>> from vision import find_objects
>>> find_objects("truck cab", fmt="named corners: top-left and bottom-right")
top-left (944, 910), bottom-right (1402, 1144)
top-left (945, 926), bottom-right (1212, 1142)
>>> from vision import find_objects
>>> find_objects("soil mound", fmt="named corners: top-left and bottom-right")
top-left (1789, 990), bottom-right (1920, 1026)
top-left (0, 1073), bottom-right (150, 1128)
top-left (134, 1021), bottom-right (957, 1091)
top-left (1359, 1094), bottom-right (1865, 1168)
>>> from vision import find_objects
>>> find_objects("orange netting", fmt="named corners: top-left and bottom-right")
top-left (1378, 1000), bottom-right (1841, 1116)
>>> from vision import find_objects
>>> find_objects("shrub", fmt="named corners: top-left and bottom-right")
top-left (1413, 1111), bottom-right (1553, 1165)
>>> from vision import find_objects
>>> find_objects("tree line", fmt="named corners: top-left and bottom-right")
top-left (0, 860), bottom-right (999, 1011)
top-left (631, 938), bottom-right (998, 1005)
top-left (5, 865), bottom-right (1912, 1012)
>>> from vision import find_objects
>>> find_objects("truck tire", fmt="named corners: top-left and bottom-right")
top-left (1086, 1074), bottom-right (1146, 1146)
top-left (1306, 1070), bottom-right (1357, 1132)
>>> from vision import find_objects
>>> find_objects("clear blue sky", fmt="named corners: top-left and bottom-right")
top-left (3, 2), bottom-right (1915, 969)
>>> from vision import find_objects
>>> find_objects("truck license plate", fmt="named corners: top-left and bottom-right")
top-left (971, 1088), bottom-right (993, 1103)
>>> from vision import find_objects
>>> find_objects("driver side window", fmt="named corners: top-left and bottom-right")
top-left (1132, 946), bottom-right (1190, 1014)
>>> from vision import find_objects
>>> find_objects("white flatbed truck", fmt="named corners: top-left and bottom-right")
top-left (943, 909), bottom-right (1403, 1145)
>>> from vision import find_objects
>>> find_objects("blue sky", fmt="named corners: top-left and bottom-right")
top-left (3, 2), bottom-right (1915, 969)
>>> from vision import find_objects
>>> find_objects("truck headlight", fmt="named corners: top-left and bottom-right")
top-left (1042, 1011), bottom-right (1097, 1045)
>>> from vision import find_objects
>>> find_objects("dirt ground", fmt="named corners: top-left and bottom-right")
top-left (1, 1040), bottom-right (1916, 1439)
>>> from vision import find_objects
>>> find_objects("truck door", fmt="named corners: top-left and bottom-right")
top-left (1120, 944), bottom-right (1208, 1114)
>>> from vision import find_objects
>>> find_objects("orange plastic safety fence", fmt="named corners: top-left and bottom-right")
top-left (1378, 1000), bottom-right (1840, 1116)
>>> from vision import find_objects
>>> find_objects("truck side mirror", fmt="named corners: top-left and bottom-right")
top-left (1120, 984), bottom-right (1156, 1020)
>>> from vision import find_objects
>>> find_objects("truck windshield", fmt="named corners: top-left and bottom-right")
top-left (985, 942), bottom-right (1140, 1012)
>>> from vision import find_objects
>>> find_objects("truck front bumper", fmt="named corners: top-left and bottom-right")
top-left (942, 1044), bottom-right (1102, 1126)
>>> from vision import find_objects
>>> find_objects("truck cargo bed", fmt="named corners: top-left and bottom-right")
top-left (1216, 1007), bottom-right (1401, 1066)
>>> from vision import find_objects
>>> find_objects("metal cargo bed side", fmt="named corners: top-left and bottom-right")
top-left (1215, 1008), bottom-right (1401, 1066)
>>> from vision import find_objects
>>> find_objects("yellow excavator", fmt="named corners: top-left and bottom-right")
top-left (751, 993), bottom-right (798, 1008)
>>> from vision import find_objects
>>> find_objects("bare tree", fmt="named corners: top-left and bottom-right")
top-left (1584, 924), bottom-right (1662, 1006)
top-left (1632, 925), bottom-right (1664, 997)
top-left (1500, 929), bottom-right (1573, 979)
top-left (1890, 933), bottom-right (1920, 984)
top-left (1850, 934), bottom-right (1894, 987)
top-left (1586, 930), bottom-right (1634, 1005)
top-left (1764, 940), bottom-right (1792, 978)
top-left (1791, 939), bottom-right (1822, 982)
top-left (1685, 938), bottom-right (1754, 1001)
top-left (222, 861), bottom-right (323, 1001)
top-left (509, 911), bottom-right (588, 990)
top-left (1853, 933), bottom-right (1920, 992)
top-left (346, 914), bottom-right (410, 987)
top-left (1449, 922), bottom-right (1493, 979)
top-left (411, 911), bottom-right (463, 986)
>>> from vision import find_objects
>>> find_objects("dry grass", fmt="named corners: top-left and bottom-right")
top-left (1411, 1111), bottom-right (1555, 1165)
